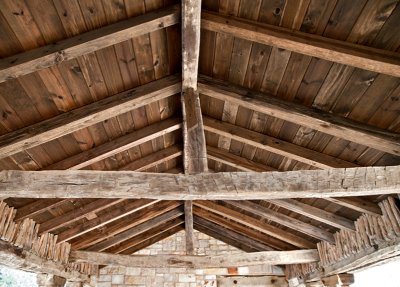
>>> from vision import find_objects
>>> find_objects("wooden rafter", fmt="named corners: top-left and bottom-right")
top-left (198, 75), bottom-right (400, 156)
top-left (15, 199), bottom-right (69, 221)
top-left (201, 11), bottom-right (400, 78)
top-left (1, 166), bottom-right (399, 199)
top-left (0, 75), bottom-right (181, 160)
top-left (70, 249), bottom-right (319, 268)
top-left (324, 197), bottom-right (382, 216)
top-left (0, 5), bottom-right (180, 83)
top-left (46, 118), bottom-right (182, 170)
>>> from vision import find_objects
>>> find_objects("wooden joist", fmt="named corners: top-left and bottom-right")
top-left (324, 197), bottom-right (382, 216)
top-left (0, 75), bottom-right (181, 160)
top-left (70, 249), bottom-right (319, 268)
top-left (198, 75), bottom-right (400, 156)
top-left (226, 201), bottom-right (334, 243)
top-left (0, 5), bottom-right (180, 83)
top-left (201, 11), bottom-right (400, 78)
top-left (1, 166), bottom-right (399, 199)
top-left (204, 117), bottom-right (357, 169)
top-left (15, 199), bottom-right (69, 221)
top-left (194, 201), bottom-right (315, 249)
top-left (46, 118), bottom-right (182, 170)
top-left (268, 199), bottom-right (355, 231)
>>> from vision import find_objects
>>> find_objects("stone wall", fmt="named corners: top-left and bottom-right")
top-left (91, 230), bottom-right (246, 287)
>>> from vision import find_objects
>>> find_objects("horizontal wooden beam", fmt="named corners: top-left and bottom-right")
top-left (1, 165), bottom-right (399, 199)
top-left (198, 75), bottom-right (400, 156)
top-left (0, 5), bottom-right (180, 82)
top-left (0, 240), bottom-right (88, 282)
top-left (70, 249), bottom-right (319, 268)
top-left (46, 118), bottom-right (182, 170)
top-left (0, 75), bottom-right (180, 160)
top-left (268, 199), bottom-right (355, 231)
top-left (204, 117), bottom-right (357, 169)
top-left (207, 145), bottom-right (277, 172)
top-left (201, 11), bottom-right (400, 77)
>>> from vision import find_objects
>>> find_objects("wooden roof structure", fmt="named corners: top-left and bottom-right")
top-left (1, 0), bottom-right (400, 285)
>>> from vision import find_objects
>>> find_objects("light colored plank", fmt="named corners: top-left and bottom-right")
top-left (70, 249), bottom-right (319, 268)
top-left (0, 5), bottom-right (180, 82)
top-left (198, 75), bottom-right (400, 156)
top-left (201, 11), bottom-right (400, 77)
top-left (1, 166), bottom-right (399, 199)
top-left (0, 75), bottom-right (181, 160)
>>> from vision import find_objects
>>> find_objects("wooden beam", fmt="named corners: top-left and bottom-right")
top-left (193, 206), bottom-right (296, 251)
top-left (194, 201), bottom-right (315, 249)
top-left (57, 199), bottom-right (157, 243)
top-left (207, 145), bottom-right (277, 172)
top-left (70, 249), bottom-right (319, 268)
top-left (0, 75), bottom-right (180, 160)
top-left (119, 144), bottom-right (182, 171)
top-left (198, 75), bottom-right (400, 156)
top-left (204, 117), bottom-right (357, 169)
top-left (194, 216), bottom-right (275, 251)
top-left (2, 166), bottom-right (399, 199)
top-left (227, 201), bottom-right (334, 243)
top-left (71, 201), bottom-right (181, 250)
top-left (324, 197), bottom-right (382, 216)
top-left (46, 118), bottom-right (182, 170)
top-left (38, 199), bottom-right (124, 234)
top-left (185, 200), bottom-right (195, 254)
top-left (201, 11), bottom-right (400, 78)
top-left (268, 199), bottom-right (355, 231)
top-left (0, 240), bottom-right (88, 282)
top-left (86, 208), bottom-right (183, 252)
top-left (15, 199), bottom-right (69, 221)
top-left (0, 5), bottom-right (180, 83)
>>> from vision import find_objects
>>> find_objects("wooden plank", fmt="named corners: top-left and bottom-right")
top-left (324, 197), bottom-right (382, 216)
top-left (204, 117), bottom-right (357, 169)
top-left (194, 201), bottom-right (315, 249)
top-left (70, 249), bottom-right (319, 268)
top-left (46, 118), bottom-right (182, 170)
top-left (119, 144), bottom-right (182, 171)
top-left (57, 199), bottom-right (157, 243)
top-left (0, 5), bottom-right (180, 82)
top-left (268, 199), bottom-right (355, 231)
top-left (1, 166), bottom-right (399, 199)
top-left (15, 199), bottom-right (69, 221)
top-left (227, 201), bottom-right (334, 243)
top-left (198, 75), bottom-right (400, 156)
top-left (184, 200), bottom-right (194, 254)
top-left (207, 145), bottom-right (277, 172)
top-left (0, 75), bottom-right (181, 160)
top-left (201, 11), bottom-right (400, 77)
top-left (0, 240), bottom-right (88, 282)
top-left (38, 199), bottom-right (124, 234)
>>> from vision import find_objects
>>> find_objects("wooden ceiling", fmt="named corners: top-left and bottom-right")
top-left (0, 0), bottom-right (400, 258)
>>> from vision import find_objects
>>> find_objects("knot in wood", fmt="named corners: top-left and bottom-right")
top-left (55, 51), bottom-right (65, 63)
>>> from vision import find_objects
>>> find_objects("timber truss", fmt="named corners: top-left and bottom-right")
top-left (0, 1), bottom-right (400, 286)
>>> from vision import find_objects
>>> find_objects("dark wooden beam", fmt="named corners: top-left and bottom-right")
top-left (15, 199), bottom-right (69, 221)
top-left (1, 166), bottom-right (399, 199)
top-left (0, 5), bottom-right (180, 82)
top-left (204, 116), bottom-right (357, 169)
top-left (70, 248), bottom-right (319, 268)
top-left (0, 75), bottom-right (180, 160)
top-left (198, 75), bottom-right (400, 156)
top-left (227, 201), bottom-right (334, 243)
top-left (194, 201), bottom-right (315, 249)
top-left (46, 118), bottom-right (182, 170)
top-left (324, 197), bottom-right (382, 216)
top-left (201, 11), bottom-right (400, 77)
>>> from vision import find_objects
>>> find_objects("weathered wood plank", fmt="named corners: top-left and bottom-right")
top-left (0, 75), bottom-right (181, 160)
top-left (0, 5), bottom-right (180, 83)
top-left (201, 11), bottom-right (400, 77)
top-left (198, 75), bottom-right (400, 156)
top-left (70, 249), bottom-right (319, 268)
top-left (1, 166), bottom-right (399, 199)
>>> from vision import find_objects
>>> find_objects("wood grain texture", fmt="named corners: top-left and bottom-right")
top-left (201, 11), bottom-right (400, 77)
top-left (0, 5), bottom-right (180, 82)
top-left (198, 75), bottom-right (400, 156)
top-left (1, 165), bottom-right (399, 199)
top-left (70, 249), bottom-right (319, 268)
top-left (0, 75), bottom-right (181, 160)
